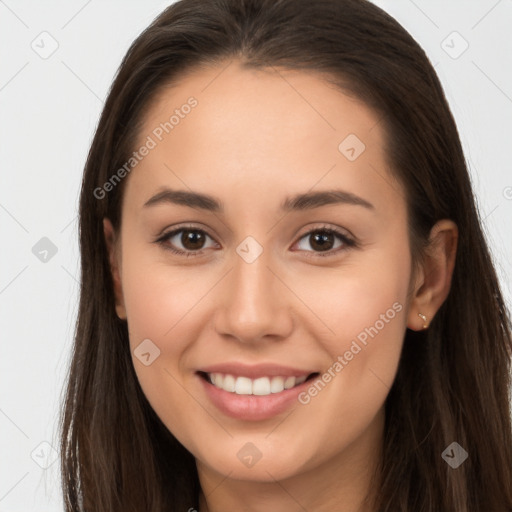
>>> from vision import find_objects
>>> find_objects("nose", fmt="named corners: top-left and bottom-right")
top-left (213, 248), bottom-right (293, 344)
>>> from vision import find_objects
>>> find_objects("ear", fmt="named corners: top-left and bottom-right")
top-left (103, 218), bottom-right (127, 320)
top-left (407, 219), bottom-right (458, 331)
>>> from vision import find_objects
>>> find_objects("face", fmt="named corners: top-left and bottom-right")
top-left (105, 61), bottom-right (415, 484)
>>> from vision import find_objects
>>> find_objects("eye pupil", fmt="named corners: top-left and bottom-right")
top-left (182, 230), bottom-right (205, 250)
top-left (311, 231), bottom-right (334, 251)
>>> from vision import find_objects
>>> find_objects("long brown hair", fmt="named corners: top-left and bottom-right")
top-left (59, 0), bottom-right (512, 510)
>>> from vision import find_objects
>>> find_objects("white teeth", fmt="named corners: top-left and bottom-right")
top-left (207, 373), bottom-right (309, 396)
top-left (270, 376), bottom-right (285, 393)
top-left (284, 376), bottom-right (296, 389)
top-left (295, 375), bottom-right (307, 385)
top-left (212, 373), bottom-right (223, 388)
top-left (223, 374), bottom-right (236, 392)
top-left (235, 376), bottom-right (252, 395)
top-left (252, 377), bottom-right (271, 395)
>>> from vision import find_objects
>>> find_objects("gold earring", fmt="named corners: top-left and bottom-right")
top-left (418, 313), bottom-right (428, 329)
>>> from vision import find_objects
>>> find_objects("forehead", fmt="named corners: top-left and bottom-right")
top-left (124, 60), bottom-right (403, 219)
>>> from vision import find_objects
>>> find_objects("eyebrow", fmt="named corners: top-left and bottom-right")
top-left (143, 187), bottom-right (375, 212)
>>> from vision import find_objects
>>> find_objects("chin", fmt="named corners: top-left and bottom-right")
top-left (194, 436), bottom-right (318, 482)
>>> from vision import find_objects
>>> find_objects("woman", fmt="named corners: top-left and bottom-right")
top-left (59, 0), bottom-right (512, 510)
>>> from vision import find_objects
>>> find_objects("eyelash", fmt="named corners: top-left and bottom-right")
top-left (155, 223), bottom-right (357, 259)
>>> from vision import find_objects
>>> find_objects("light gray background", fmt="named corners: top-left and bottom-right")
top-left (1, 0), bottom-right (511, 510)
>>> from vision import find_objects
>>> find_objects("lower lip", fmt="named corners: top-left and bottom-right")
top-left (197, 373), bottom-right (313, 421)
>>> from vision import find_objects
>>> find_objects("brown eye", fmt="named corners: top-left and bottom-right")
top-left (294, 227), bottom-right (356, 258)
top-left (179, 229), bottom-right (207, 250)
top-left (308, 231), bottom-right (336, 251)
top-left (157, 227), bottom-right (217, 256)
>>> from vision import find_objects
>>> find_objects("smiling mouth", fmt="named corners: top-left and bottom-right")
top-left (197, 371), bottom-right (319, 396)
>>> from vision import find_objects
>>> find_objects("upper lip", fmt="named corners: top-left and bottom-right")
top-left (197, 362), bottom-right (317, 379)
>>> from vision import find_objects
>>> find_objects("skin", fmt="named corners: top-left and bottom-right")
top-left (104, 60), bottom-right (458, 512)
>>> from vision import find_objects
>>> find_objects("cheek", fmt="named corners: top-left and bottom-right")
top-left (290, 299), bottom-right (407, 471)
top-left (120, 255), bottom-right (212, 454)
top-left (121, 246), bottom-right (201, 350)
top-left (291, 240), bottom-right (410, 437)
top-left (295, 234), bottom-right (411, 360)
top-left (118, 245), bottom-right (203, 411)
